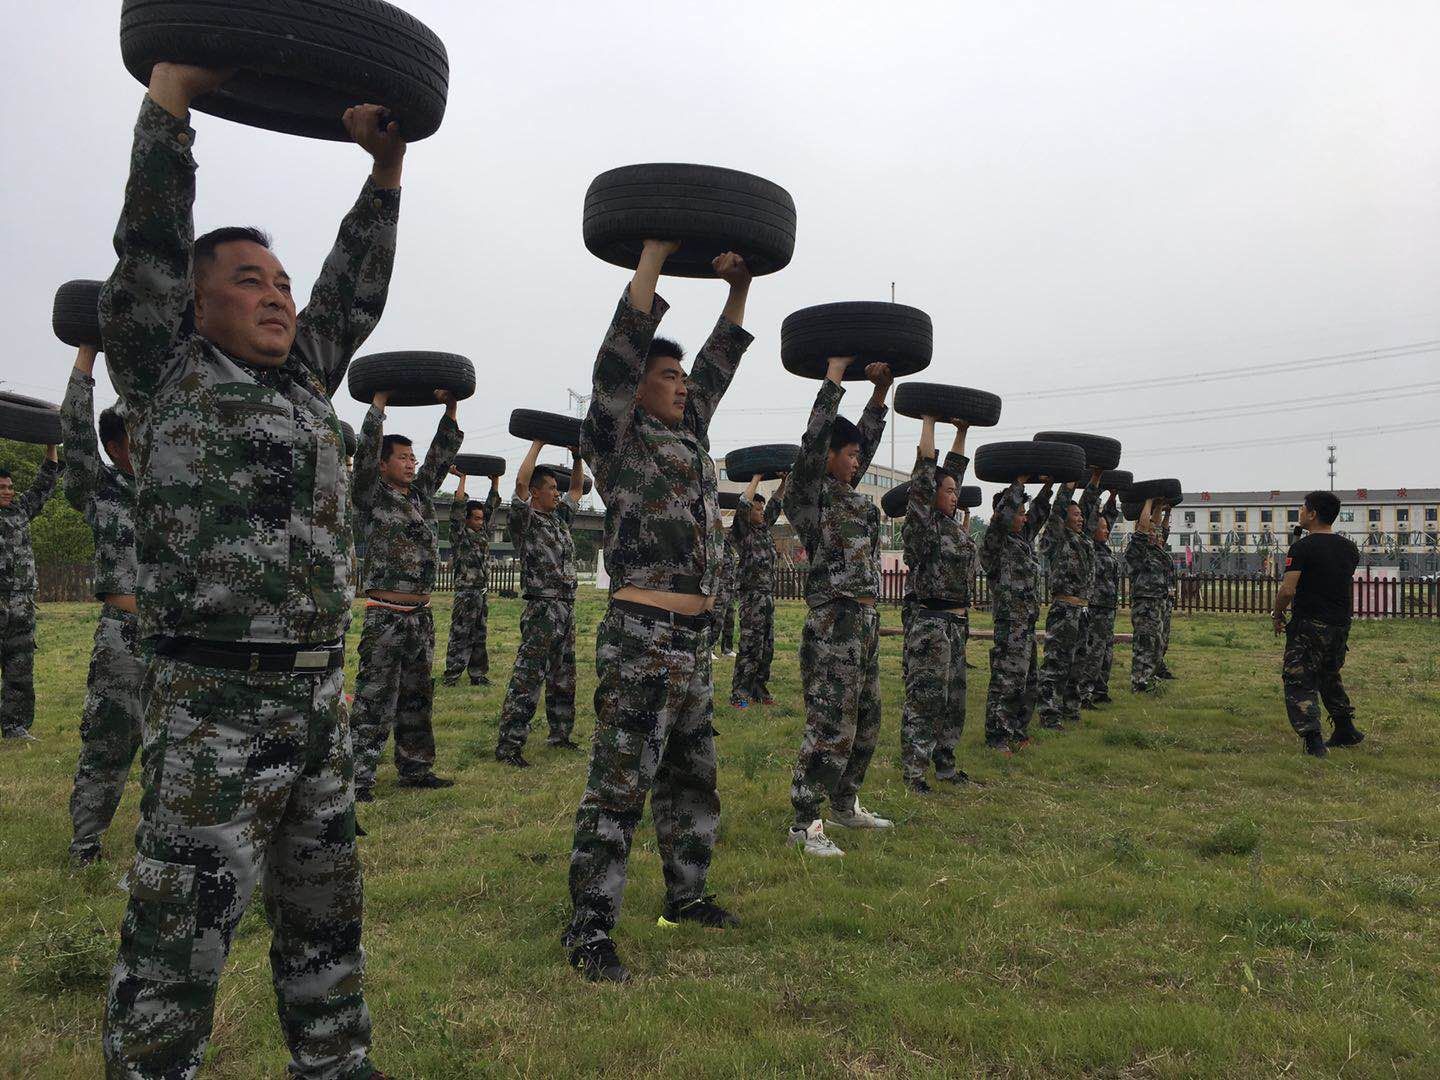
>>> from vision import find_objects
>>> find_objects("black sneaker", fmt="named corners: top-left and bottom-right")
top-left (548, 738), bottom-right (581, 751)
top-left (441, 678), bottom-right (460, 687)
top-left (471, 676), bottom-right (490, 686)
top-left (496, 751), bottom-right (531, 769)
top-left (659, 895), bottom-right (740, 929)
top-left (70, 847), bottom-right (102, 868)
top-left (1327, 724), bottom-right (1366, 748)
top-left (905, 778), bottom-right (932, 794)
top-left (1080, 699), bottom-right (1097, 710)
top-left (1303, 732), bottom-right (1329, 758)
top-left (935, 771), bottom-right (974, 786)
top-left (1093, 692), bottom-right (1114, 704)
top-left (355, 787), bottom-right (375, 803)
top-left (569, 938), bottom-right (631, 983)
top-left (397, 773), bottom-right (455, 789)
top-left (1132, 682), bottom-right (1155, 694)
top-left (1157, 668), bottom-right (1176, 680)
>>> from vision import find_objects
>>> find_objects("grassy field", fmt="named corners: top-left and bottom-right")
top-left (2, 595), bottom-right (1438, 1078)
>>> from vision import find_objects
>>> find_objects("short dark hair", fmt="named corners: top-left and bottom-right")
top-left (380, 434), bottom-right (413, 461)
top-left (531, 466), bottom-right (559, 490)
top-left (752, 494), bottom-right (765, 505)
top-left (193, 226), bottom-right (273, 277)
top-left (647, 337), bottom-right (686, 366)
top-left (828, 416), bottom-right (861, 452)
top-left (1304, 490), bottom-right (1341, 526)
top-left (0, 469), bottom-right (11, 481)
top-left (465, 500), bottom-right (485, 517)
top-left (935, 467), bottom-right (957, 486)
top-left (98, 407), bottom-right (127, 460)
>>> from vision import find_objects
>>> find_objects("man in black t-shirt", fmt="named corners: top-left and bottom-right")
top-left (1272, 490), bottom-right (1364, 757)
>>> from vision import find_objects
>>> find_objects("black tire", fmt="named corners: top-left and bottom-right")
top-left (0, 392), bottom-right (62, 444)
top-left (780, 302), bottom-right (933, 380)
top-left (724, 443), bottom-right (800, 483)
top-left (1122, 501), bottom-right (1145, 522)
top-left (1033, 431), bottom-right (1122, 470)
top-left (347, 351), bottom-right (475, 407)
top-left (509, 409), bottom-right (582, 450)
top-left (894, 383), bottom-right (1002, 426)
top-left (719, 491), bottom-right (744, 512)
top-left (453, 453), bottom-right (506, 477)
top-left (583, 163), bottom-right (796, 279)
top-left (52, 279), bottom-right (103, 348)
top-left (339, 420), bottom-right (357, 458)
top-left (959, 484), bottom-right (983, 510)
top-left (882, 480), bottom-right (983, 519)
top-left (1099, 469), bottom-right (1133, 491)
top-left (545, 466), bottom-right (593, 497)
top-left (973, 440), bottom-right (1087, 485)
top-left (1128, 478), bottom-right (1183, 504)
top-left (120, 0), bottom-right (449, 142)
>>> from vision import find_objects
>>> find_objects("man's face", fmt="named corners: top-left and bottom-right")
top-left (1093, 516), bottom-right (1111, 543)
top-left (1297, 504), bottom-right (1317, 532)
top-left (105, 432), bottom-right (135, 477)
top-left (380, 442), bottom-right (417, 487)
top-left (531, 475), bottom-right (560, 512)
top-left (827, 442), bottom-right (861, 485)
top-left (749, 498), bottom-right (766, 526)
top-left (1010, 504), bottom-right (1028, 534)
top-left (0, 477), bottom-right (13, 509)
top-left (194, 240), bottom-right (297, 367)
top-left (1065, 503), bottom-right (1084, 533)
top-left (935, 475), bottom-right (958, 517)
top-left (466, 508), bottom-right (486, 532)
top-left (637, 354), bottom-right (687, 427)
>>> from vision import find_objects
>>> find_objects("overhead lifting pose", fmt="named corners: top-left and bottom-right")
top-left (729, 472), bottom-right (785, 709)
top-left (443, 469), bottom-right (502, 687)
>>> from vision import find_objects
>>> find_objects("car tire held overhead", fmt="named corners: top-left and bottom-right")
top-left (781, 302), bottom-right (933, 380)
top-left (347, 351), bottom-right (475, 407)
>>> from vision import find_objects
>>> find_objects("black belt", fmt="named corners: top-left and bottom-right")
top-left (155, 637), bottom-right (345, 674)
top-left (915, 598), bottom-right (967, 611)
top-left (612, 600), bottom-right (712, 631)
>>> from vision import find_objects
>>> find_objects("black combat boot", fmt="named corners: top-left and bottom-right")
top-left (1303, 732), bottom-right (1328, 758)
top-left (1327, 719), bottom-right (1366, 748)
top-left (569, 937), bottom-right (631, 983)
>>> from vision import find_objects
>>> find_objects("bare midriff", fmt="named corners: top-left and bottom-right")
top-left (101, 594), bottom-right (137, 614)
top-left (1053, 594), bottom-right (1085, 605)
top-left (855, 596), bottom-right (877, 607)
top-left (367, 589), bottom-right (430, 606)
top-left (613, 585), bottom-right (713, 617)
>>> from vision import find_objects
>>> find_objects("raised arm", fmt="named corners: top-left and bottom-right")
top-left (783, 365), bottom-right (847, 539)
top-left (60, 346), bottom-right (102, 512)
top-left (852, 364), bottom-right (893, 485)
top-left (765, 475), bottom-right (786, 526)
top-left (1078, 467), bottom-right (1103, 531)
top-left (567, 452), bottom-right (586, 502)
top-left (514, 439), bottom-right (544, 502)
top-left (1023, 479), bottom-right (1055, 543)
top-left (19, 458), bottom-right (61, 521)
top-left (904, 446), bottom-right (938, 568)
top-left (683, 254), bottom-right (754, 438)
top-left (352, 394), bottom-right (387, 511)
top-left (448, 469), bottom-right (467, 533)
top-left (485, 479), bottom-right (502, 518)
top-left (416, 392), bottom-right (462, 497)
top-left (942, 422), bottom-right (970, 484)
top-left (1039, 483), bottom-right (1074, 555)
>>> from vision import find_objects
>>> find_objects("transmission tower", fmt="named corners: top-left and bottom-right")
top-left (567, 388), bottom-right (591, 417)
top-left (1327, 442), bottom-right (1337, 491)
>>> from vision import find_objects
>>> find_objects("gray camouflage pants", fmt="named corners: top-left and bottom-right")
top-left (985, 600), bottom-right (1038, 742)
top-left (1075, 605), bottom-right (1117, 702)
top-left (731, 589), bottom-right (775, 701)
top-left (1037, 601), bottom-right (1087, 727)
top-left (442, 588), bottom-right (490, 684)
top-left (103, 659), bottom-right (370, 1079)
top-left (901, 606), bottom-right (968, 783)
top-left (719, 593), bottom-right (736, 653)
top-left (1130, 596), bottom-right (1165, 689)
top-left (497, 597), bottom-right (577, 754)
top-left (0, 593), bottom-right (36, 734)
top-left (1159, 595), bottom-right (1175, 673)
top-left (351, 604), bottom-right (437, 790)
top-left (68, 606), bottom-right (146, 861)
top-left (566, 606), bottom-right (718, 946)
top-left (791, 599), bottom-right (882, 824)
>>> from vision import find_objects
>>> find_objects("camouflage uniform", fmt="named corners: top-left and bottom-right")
top-left (980, 483), bottom-right (1053, 744)
top-left (1126, 532), bottom-right (1169, 690)
top-left (0, 458), bottom-right (59, 737)
top-left (1076, 498), bottom-right (1121, 704)
top-left (350, 405), bottom-right (462, 791)
top-left (99, 97), bottom-right (393, 1077)
top-left (900, 450), bottom-right (976, 783)
top-left (1035, 482), bottom-right (1100, 728)
top-left (1158, 527), bottom-right (1177, 676)
top-left (784, 381), bottom-right (888, 825)
top-left (566, 287), bottom-right (750, 947)
top-left (1282, 616), bottom-right (1356, 738)
top-left (61, 370), bottom-right (146, 862)
top-left (496, 492), bottom-right (578, 755)
top-left (713, 534), bottom-right (738, 653)
top-left (730, 495), bottom-right (780, 702)
top-left (443, 489), bottom-right (501, 685)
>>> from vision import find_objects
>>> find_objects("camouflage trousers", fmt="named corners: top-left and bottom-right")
top-left (985, 600), bottom-right (1038, 742)
top-left (791, 599), bottom-right (881, 824)
top-left (0, 592), bottom-right (36, 734)
top-left (566, 605), bottom-right (718, 946)
top-left (900, 605), bottom-right (968, 783)
top-left (442, 588), bottom-right (490, 684)
top-left (68, 606), bottom-right (146, 861)
top-left (351, 604), bottom-right (436, 791)
top-left (1158, 596), bottom-right (1175, 674)
top-left (1282, 616), bottom-right (1355, 738)
top-left (1037, 601), bottom-right (1087, 727)
top-left (1075, 605), bottom-right (1117, 702)
top-left (730, 589), bottom-right (775, 701)
top-left (103, 658), bottom-right (371, 1080)
top-left (1130, 596), bottom-right (1165, 689)
top-left (718, 593), bottom-right (736, 653)
top-left (497, 597), bottom-right (576, 754)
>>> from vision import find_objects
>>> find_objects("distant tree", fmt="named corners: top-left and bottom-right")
top-left (0, 438), bottom-right (93, 566)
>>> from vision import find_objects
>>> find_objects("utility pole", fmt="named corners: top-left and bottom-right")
top-left (566, 388), bottom-right (591, 417)
top-left (1327, 441), bottom-right (1336, 491)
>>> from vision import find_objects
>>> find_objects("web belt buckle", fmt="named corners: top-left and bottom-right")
top-left (293, 650), bottom-right (330, 671)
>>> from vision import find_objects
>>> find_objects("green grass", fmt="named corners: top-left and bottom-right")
top-left (2, 598), bottom-right (1439, 1077)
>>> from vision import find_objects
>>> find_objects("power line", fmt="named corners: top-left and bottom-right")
top-left (1123, 418), bottom-right (1440, 458)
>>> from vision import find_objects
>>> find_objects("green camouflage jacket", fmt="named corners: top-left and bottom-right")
top-left (581, 289), bottom-right (751, 597)
top-left (1126, 532), bottom-right (1170, 599)
top-left (1090, 497), bottom-right (1121, 608)
top-left (783, 380), bottom-right (887, 606)
top-left (980, 482), bottom-right (1053, 615)
top-left (449, 488), bottom-right (501, 590)
top-left (903, 450), bottom-right (975, 605)
top-left (509, 495), bottom-right (577, 599)
top-left (0, 460), bottom-right (61, 595)
top-left (1040, 481), bottom-right (1100, 600)
top-left (731, 492), bottom-right (781, 595)
top-left (718, 534), bottom-right (739, 594)
top-left (99, 96), bottom-right (399, 644)
top-left (61, 370), bottom-right (137, 599)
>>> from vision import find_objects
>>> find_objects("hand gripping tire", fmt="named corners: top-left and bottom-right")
top-left (0, 392), bottom-right (62, 444)
top-left (508, 409), bottom-right (582, 450)
top-left (347, 351), bottom-right (474, 407)
top-left (881, 480), bottom-right (982, 519)
top-left (120, 0), bottom-right (450, 142)
top-left (1099, 468), bottom-right (1133, 491)
top-left (546, 466), bottom-right (593, 497)
top-left (973, 440), bottom-right (1087, 485)
top-left (339, 420), bottom-right (357, 458)
top-left (780, 302), bottom-right (933, 380)
top-left (452, 453), bottom-right (506, 477)
top-left (894, 383), bottom-right (1001, 426)
top-left (52, 279), bottom-right (103, 348)
top-left (1127, 478), bottom-right (1183, 505)
top-left (1033, 431), bottom-right (1122, 471)
top-left (724, 444), bottom-right (800, 483)
top-left (583, 163), bottom-right (797, 278)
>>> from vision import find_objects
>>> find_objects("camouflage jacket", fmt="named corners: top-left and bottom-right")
top-left (0, 460), bottom-right (60, 595)
top-left (509, 495), bottom-right (577, 599)
top-left (1126, 532), bottom-right (1170, 599)
top-left (903, 450), bottom-right (975, 605)
top-left (732, 493), bottom-right (781, 595)
top-left (61, 370), bottom-right (138, 599)
top-left (99, 97), bottom-right (399, 644)
top-left (353, 405), bottom-right (461, 595)
top-left (449, 488), bottom-right (501, 591)
top-left (1040, 482), bottom-right (1100, 600)
top-left (1162, 527), bottom-right (1177, 593)
top-left (783, 380), bottom-right (887, 606)
top-left (980, 483), bottom-right (1053, 615)
top-left (581, 289), bottom-right (751, 597)
top-left (1090, 497), bottom-right (1121, 608)
top-left (718, 534), bottom-right (739, 595)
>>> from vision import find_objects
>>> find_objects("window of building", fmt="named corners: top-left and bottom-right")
top-left (1184, 511), bottom-right (1195, 526)
top-left (1338, 509), bottom-right (1354, 523)
top-left (718, 468), bottom-right (727, 480)
top-left (1234, 510), bottom-right (1247, 524)
top-left (1368, 508), bottom-right (1381, 524)
top-left (1209, 510), bottom-right (1221, 524)
top-left (1260, 509), bottom-right (1272, 523)
top-left (1209, 531), bottom-right (1221, 546)
top-left (1397, 508), bottom-right (1410, 524)
top-left (1287, 509), bottom-right (1299, 523)
top-left (1426, 507), bottom-right (1437, 522)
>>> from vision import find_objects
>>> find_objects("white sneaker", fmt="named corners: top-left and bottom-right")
top-left (827, 802), bottom-right (893, 829)
top-left (788, 819), bottom-right (844, 857)
top-left (723, 649), bottom-right (736, 657)
top-left (710, 650), bottom-right (720, 660)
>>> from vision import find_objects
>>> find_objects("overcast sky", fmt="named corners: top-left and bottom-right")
top-left (7, 0), bottom-right (1438, 505)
